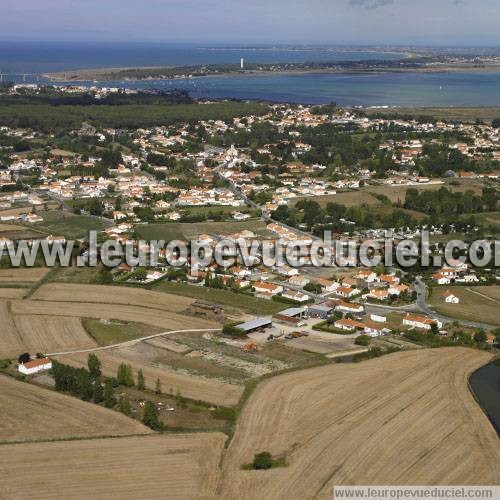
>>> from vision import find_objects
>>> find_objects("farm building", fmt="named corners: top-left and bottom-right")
top-left (308, 304), bottom-right (333, 319)
top-left (18, 357), bottom-right (52, 375)
top-left (235, 317), bottom-right (273, 334)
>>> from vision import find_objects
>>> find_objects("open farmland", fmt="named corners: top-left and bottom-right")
top-left (13, 316), bottom-right (97, 354)
top-left (0, 433), bottom-right (225, 500)
top-left (32, 283), bottom-right (195, 312)
top-left (0, 300), bottom-right (23, 358)
top-left (0, 288), bottom-right (26, 299)
top-left (219, 348), bottom-right (499, 500)
top-left (135, 219), bottom-right (269, 241)
top-left (30, 210), bottom-right (109, 239)
top-left (0, 375), bottom-right (150, 443)
top-left (293, 179), bottom-right (486, 208)
top-left (0, 267), bottom-right (50, 283)
top-left (429, 286), bottom-right (500, 326)
top-left (56, 347), bottom-right (244, 406)
top-left (10, 300), bottom-right (219, 331)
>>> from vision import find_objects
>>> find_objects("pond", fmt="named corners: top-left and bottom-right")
top-left (469, 360), bottom-right (500, 436)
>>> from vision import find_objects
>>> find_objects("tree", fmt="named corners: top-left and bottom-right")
top-left (134, 268), bottom-right (148, 281)
top-left (18, 352), bottom-right (31, 364)
top-left (473, 330), bottom-right (487, 344)
top-left (117, 363), bottom-right (134, 387)
top-left (119, 396), bottom-right (132, 416)
top-left (252, 452), bottom-right (273, 470)
top-left (155, 378), bottom-right (162, 395)
top-left (143, 401), bottom-right (162, 430)
top-left (137, 369), bottom-right (145, 390)
top-left (355, 335), bottom-right (371, 346)
top-left (93, 377), bottom-right (104, 404)
top-left (104, 379), bottom-right (116, 408)
top-left (96, 265), bottom-right (113, 284)
top-left (87, 353), bottom-right (101, 378)
top-left (430, 323), bottom-right (439, 336)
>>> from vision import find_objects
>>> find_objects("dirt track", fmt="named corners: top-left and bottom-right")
top-left (0, 433), bottom-right (225, 499)
top-left (0, 375), bottom-right (151, 443)
top-left (219, 348), bottom-right (499, 499)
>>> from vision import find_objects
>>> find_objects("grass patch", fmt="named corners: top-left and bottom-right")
top-left (32, 211), bottom-right (108, 239)
top-left (153, 280), bottom-right (283, 315)
top-left (82, 318), bottom-right (162, 346)
top-left (428, 285), bottom-right (500, 327)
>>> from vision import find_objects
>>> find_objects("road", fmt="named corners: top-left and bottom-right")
top-left (46, 328), bottom-right (222, 356)
top-left (414, 277), bottom-right (496, 330)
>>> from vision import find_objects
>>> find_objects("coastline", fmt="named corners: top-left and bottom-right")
top-left (43, 64), bottom-right (500, 83)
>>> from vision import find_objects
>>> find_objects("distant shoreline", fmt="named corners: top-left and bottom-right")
top-left (43, 64), bottom-right (500, 83)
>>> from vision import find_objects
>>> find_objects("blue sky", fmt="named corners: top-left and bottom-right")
top-left (2, 0), bottom-right (500, 46)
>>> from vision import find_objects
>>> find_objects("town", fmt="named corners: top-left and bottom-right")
top-left (1, 82), bottom-right (499, 499)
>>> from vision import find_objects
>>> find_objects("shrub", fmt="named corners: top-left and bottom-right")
top-left (252, 452), bottom-right (273, 470)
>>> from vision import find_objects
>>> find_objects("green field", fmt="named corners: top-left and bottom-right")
top-left (82, 318), bottom-right (162, 345)
top-left (290, 180), bottom-right (484, 209)
top-left (135, 220), bottom-right (268, 241)
top-left (153, 281), bottom-right (283, 316)
top-left (31, 211), bottom-right (109, 239)
top-left (428, 285), bottom-right (500, 327)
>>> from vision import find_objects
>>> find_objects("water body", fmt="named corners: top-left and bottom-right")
top-left (469, 360), bottom-right (500, 436)
top-left (53, 71), bottom-right (500, 107)
top-left (1, 42), bottom-right (500, 106)
top-left (0, 41), bottom-right (402, 74)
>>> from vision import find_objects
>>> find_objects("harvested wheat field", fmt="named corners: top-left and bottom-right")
top-left (0, 433), bottom-right (225, 500)
top-left (0, 300), bottom-right (24, 358)
top-left (0, 267), bottom-right (49, 283)
top-left (13, 315), bottom-right (97, 354)
top-left (0, 375), bottom-right (150, 443)
top-left (57, 347), bottom-right (244, 407)
top-left (32, 283), bottom-right (195, 312)
top-left (0, 287), bottom-right (27, 299)
top-left (219, 348), bottom-right (499, 500)
top-left (11, 300), bottom-right (218, 331)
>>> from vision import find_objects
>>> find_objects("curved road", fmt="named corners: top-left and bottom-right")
top-left (414, 277), bottom-right (496, 330)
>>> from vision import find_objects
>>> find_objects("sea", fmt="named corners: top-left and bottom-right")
top-left (1, 41), bottom-right (500, 106)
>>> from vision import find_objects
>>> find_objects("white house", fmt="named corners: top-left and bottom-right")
top-left (333, 301), bottom-right (364, 315)
top-left (288, 275), bottom-right (310, 288)
top-left (442, 291), bottom-right (460, 304)
top-left (18, 357), bottom-right (52, 375)
top-left (433, 273), bottom-right (451, 285)
top-left (282, 290), bottom-right (310, 303)
top-left (356, 270), bottom-right (378, 283)
top-left (403, 314), bottom-right (442, 331)
top-left (364, 323), bottom-right (390, 337)
top-left (370, 314), bottom-right (387, 323)
top-left (336, 286), bottom-right (358, 299)
top-left (317, 279), bottom-right (339, 293)
top-left (253, 281), bottom-right (283, 296)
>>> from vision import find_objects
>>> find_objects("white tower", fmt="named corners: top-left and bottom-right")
top-left (240, 58), bottom-right (244, 70)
